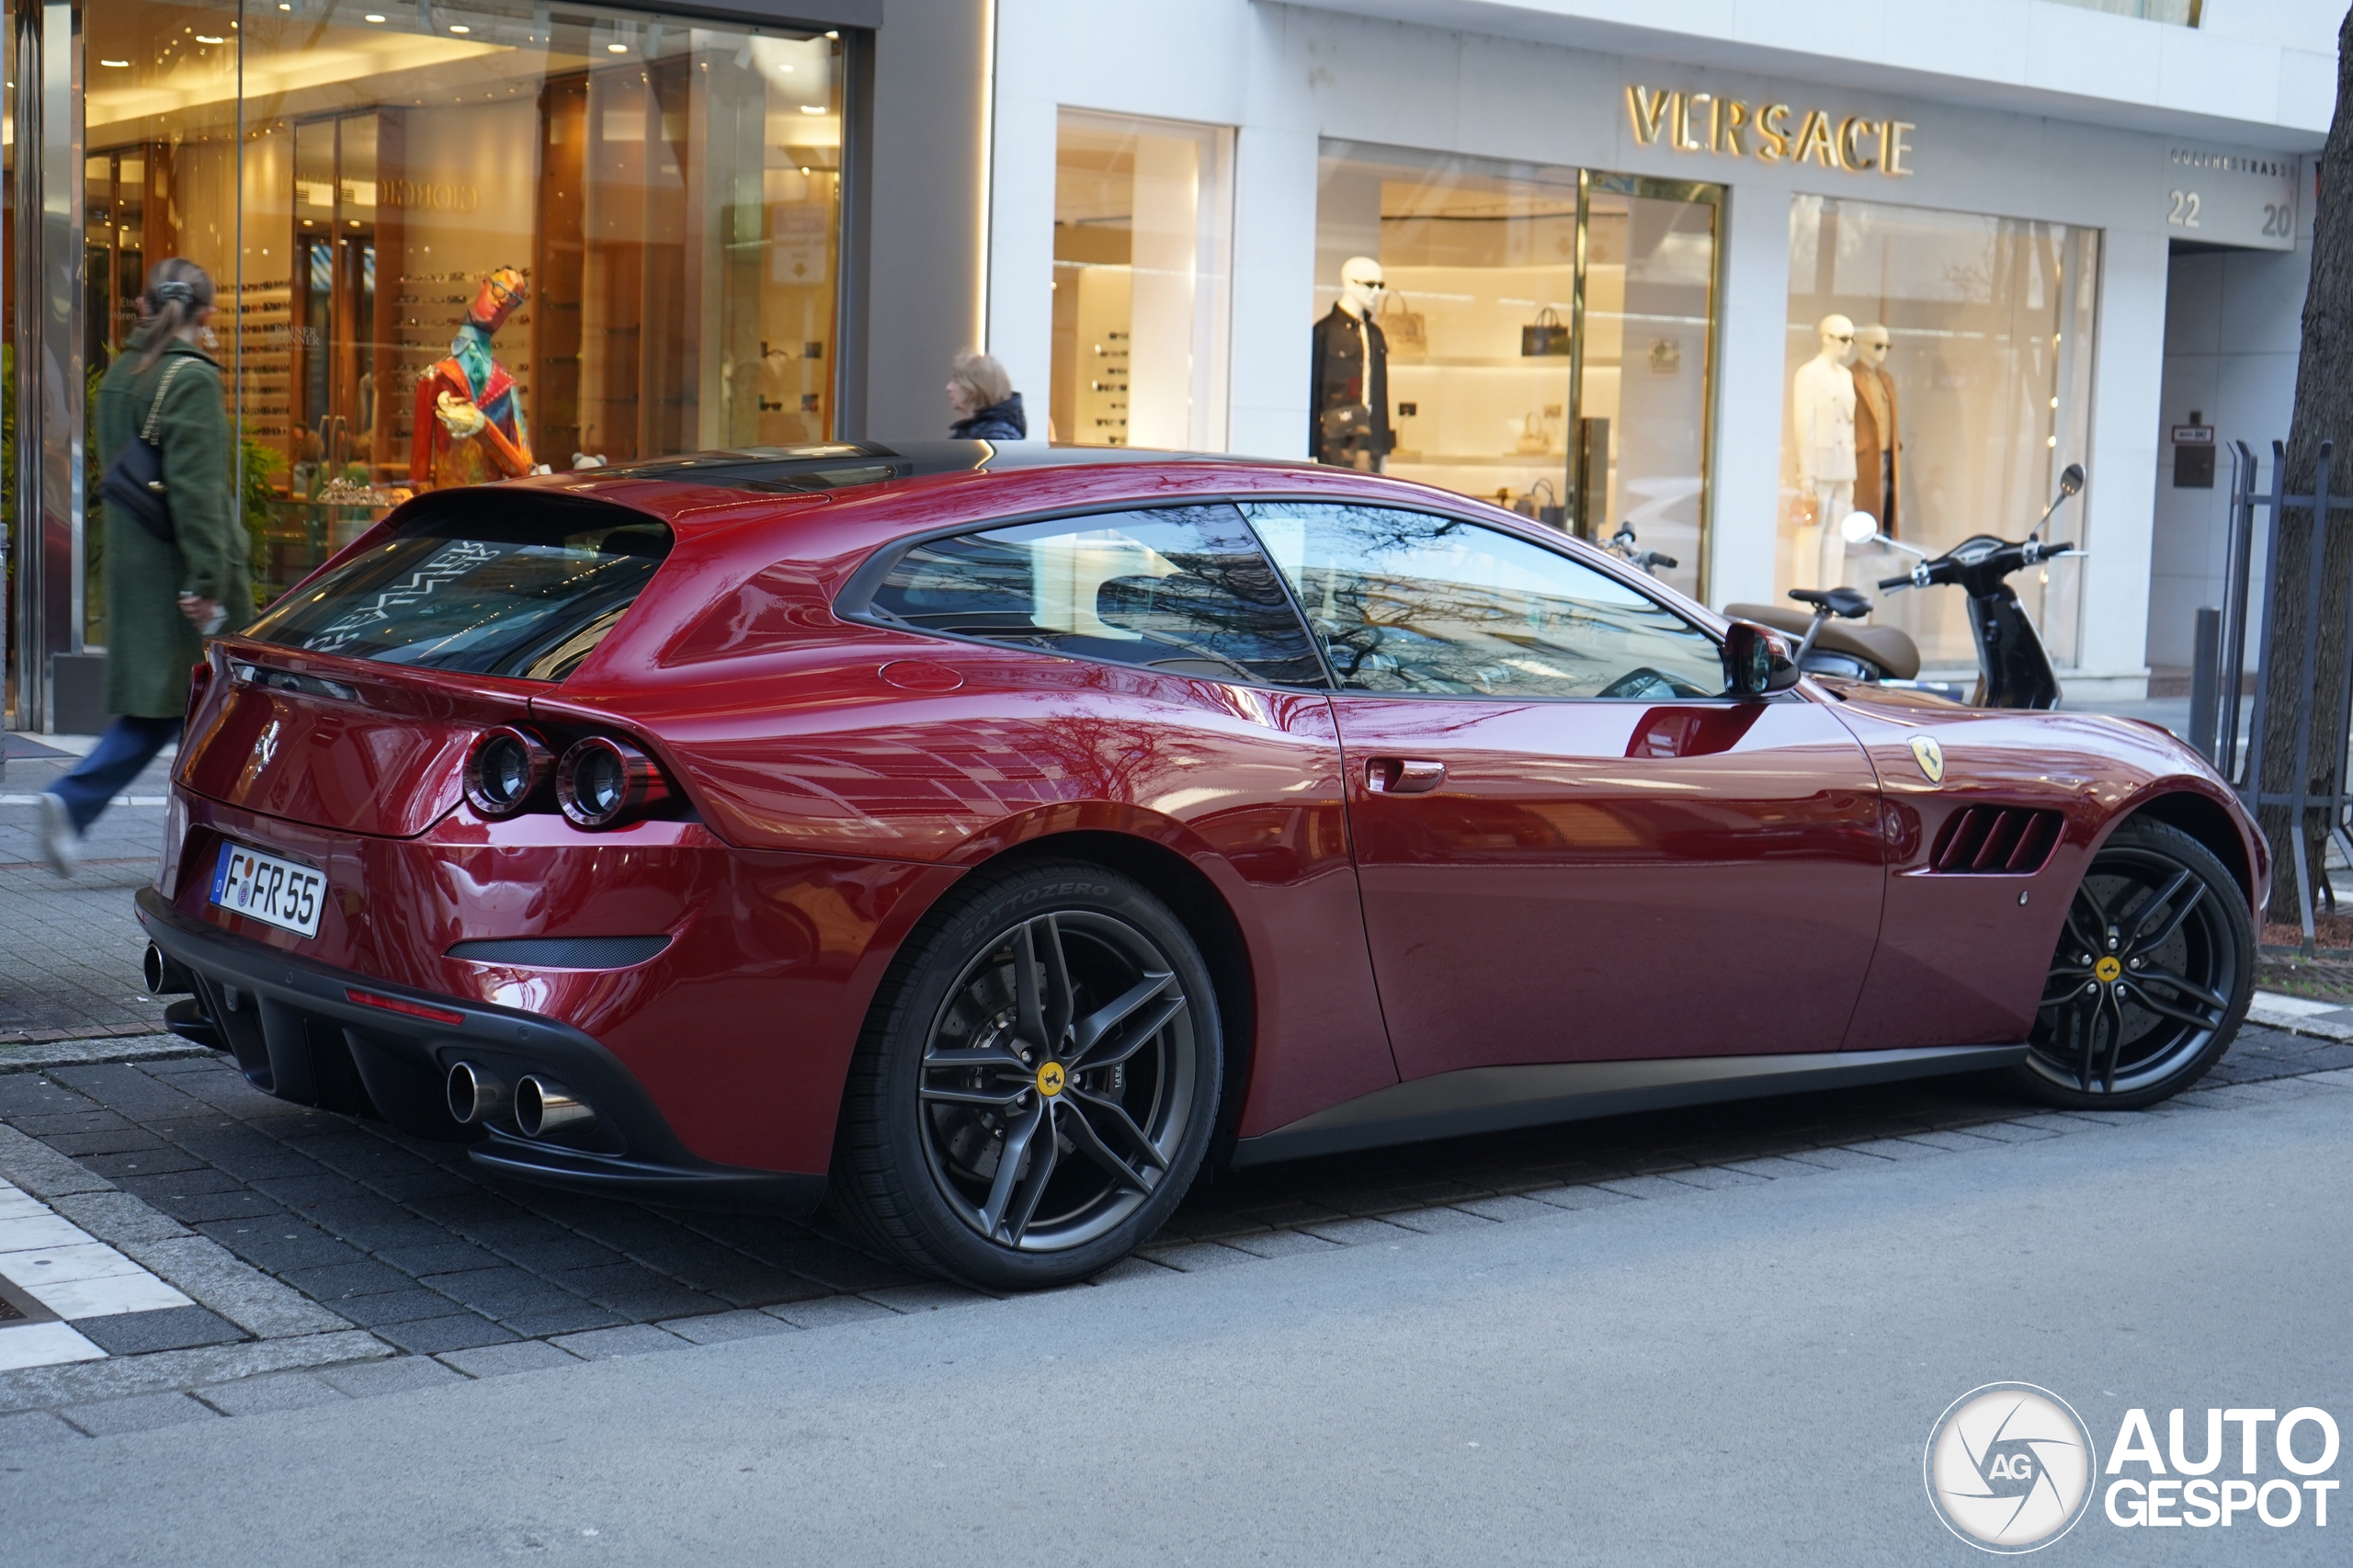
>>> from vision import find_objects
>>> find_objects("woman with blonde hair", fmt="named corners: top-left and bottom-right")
top-left (945, 351), bottom-right (1027, 440)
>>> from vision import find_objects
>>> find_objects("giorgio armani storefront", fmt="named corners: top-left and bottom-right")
top-left (6, 0), bottom-right (881, 728)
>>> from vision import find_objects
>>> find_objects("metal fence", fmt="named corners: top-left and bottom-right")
top-left (2202, 439), bottom-right (2353, 950)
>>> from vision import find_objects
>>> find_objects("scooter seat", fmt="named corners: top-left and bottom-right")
top-left (1722, 603), bottom-right (1924, 681)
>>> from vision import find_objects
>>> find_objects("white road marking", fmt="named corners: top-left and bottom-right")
top-left (0, 1179), bottom-right (200, 1370)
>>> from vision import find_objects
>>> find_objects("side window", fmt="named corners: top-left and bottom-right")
top-left (1240, 502), bottom-right (1724, 699)
top-left (865, 503), bottom-right (1327, 687)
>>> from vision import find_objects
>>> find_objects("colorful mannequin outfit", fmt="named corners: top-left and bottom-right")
top-left (410, 267), bottom-right (534, 490)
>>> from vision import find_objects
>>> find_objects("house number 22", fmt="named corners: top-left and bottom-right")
top-left (2167, 189), bottom-right (2201, 228)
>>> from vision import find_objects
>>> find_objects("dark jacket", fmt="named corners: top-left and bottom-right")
top-left (1310, 305), bottom-right (1390, 468)
top-left (950, 392), bottom-right (1028, 442)
top-left (94, 333), bottom-right (252, 718)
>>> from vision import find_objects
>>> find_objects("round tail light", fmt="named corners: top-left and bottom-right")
top-left (555, 736), bottom-right (671, 830)
top-left (464, 726), bottom-right (554, 818)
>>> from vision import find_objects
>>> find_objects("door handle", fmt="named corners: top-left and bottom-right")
top-left (1366, 757), bottom-right (1447, 794)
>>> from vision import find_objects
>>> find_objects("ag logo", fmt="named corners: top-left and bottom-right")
top-left (1910, 734), bottom-right (1945, 783)
top-left (1925, 1383), bottom-right (2097, 1552)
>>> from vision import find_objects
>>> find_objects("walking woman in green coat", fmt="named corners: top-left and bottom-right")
top-left (40, 258), bottom-right (252, 876)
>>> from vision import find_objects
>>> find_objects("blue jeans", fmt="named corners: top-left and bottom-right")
top-left (47, 716), bottom-right (183, 834)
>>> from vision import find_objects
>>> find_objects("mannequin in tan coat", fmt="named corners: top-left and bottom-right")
top-left (1851, 323), bottom-right (1900, 538)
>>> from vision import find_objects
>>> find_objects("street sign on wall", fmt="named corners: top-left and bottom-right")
top-left (2162, 146), bottom-right (2301, 250)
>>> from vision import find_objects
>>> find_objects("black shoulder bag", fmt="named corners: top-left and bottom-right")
top-left (100, 356), bottom-right (192, 545)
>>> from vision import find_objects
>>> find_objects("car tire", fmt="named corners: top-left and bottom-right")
top-left (829, 858), bottom-right (1222, 1290)
top-left (2013, 816), bottom-right (2253, 1110)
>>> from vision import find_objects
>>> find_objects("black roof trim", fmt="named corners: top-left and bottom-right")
top-left (588, 440), bottom-right (1286, 496)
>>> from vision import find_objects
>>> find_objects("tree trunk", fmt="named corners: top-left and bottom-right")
top-left (2256, 6), bottom-right (2353, 928)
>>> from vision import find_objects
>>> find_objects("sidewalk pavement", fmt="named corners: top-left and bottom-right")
top-left (1, 735), bottom-right (179, 1044)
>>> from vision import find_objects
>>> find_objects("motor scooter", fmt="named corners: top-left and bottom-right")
top-left (1722, 463), bottom-right (2086, 710)
top-left (1603, 523), bottom-right (1678, 578)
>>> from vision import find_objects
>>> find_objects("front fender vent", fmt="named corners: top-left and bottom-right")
top-left (1928, 806), bottom-right (2063, 874)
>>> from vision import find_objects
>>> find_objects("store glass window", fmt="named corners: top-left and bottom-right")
top-left (79, 0), bottom-right (846, 617)
top-left (1581, 176), bottom-right (1720, 602)
top-left (1050, 111), bottom-right (1232, 450)
top-left (1783, 195), bottom-right (2098, 668)
top-left (1313, 143), bottom-right (1721, 601)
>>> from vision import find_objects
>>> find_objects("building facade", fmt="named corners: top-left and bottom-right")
top-left (4, 0), bottom-right (2336, 728)
top-left (984, 0), bottom-right (2333, 695)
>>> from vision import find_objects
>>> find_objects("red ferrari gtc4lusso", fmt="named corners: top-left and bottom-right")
top-left (141, 443), bottom-right (2264, 1287)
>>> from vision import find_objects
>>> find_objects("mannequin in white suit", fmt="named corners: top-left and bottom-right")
top-left (1792, 314), bottom-right (1858, 587)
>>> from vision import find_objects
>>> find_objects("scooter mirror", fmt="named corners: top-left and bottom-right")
top-left (1838, 511), bottom-right (1881, 545)
top-left (2058, 463), bottom-right (2085, 497)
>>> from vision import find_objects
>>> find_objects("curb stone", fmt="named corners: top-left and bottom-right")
top-left (0, 1036), bottom-right (204, 1074)
top-left (0, 1330), bottom-right (392, 1413)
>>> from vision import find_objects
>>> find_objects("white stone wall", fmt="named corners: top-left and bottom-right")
top-left (2148, 229), bottom-right (2313, 674)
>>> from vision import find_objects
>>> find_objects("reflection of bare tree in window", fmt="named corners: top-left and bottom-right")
top-left (868, 504), bottom-right (1324, 687)
top-left (1248, 502), bottom-right (1721, 699)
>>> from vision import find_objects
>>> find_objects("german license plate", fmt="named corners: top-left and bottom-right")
top-left (210, 841), bottom-right (326, 939)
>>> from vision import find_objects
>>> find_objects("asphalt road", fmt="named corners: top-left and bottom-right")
top-left (3, 1073), bottom-right (2346, 1565)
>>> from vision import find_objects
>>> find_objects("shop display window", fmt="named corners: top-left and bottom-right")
top-left (1782, 195), bottom-right (2098, 669)
top-left (1050, 111), bottom-right (1232, 450)
top-left (1313, 142), bottom-right (1721, 600)
top-left (77, 0), bottom-right (846, 614)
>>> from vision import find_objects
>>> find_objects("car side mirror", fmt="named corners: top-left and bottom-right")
top-left (1723, 619), bottom-right (1801, 699)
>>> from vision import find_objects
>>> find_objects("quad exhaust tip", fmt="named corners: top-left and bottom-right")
top-left (446, 1061), bottom-right (511, 1126)
top-left (514, 1075), bottom-right (594, 1139)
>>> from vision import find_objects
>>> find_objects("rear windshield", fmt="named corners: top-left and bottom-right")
top-left (246, 500), bottom-right (672, 681)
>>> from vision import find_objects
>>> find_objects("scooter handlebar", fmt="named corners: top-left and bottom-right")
top-left (1876, 573), bottom-right (1915, 591)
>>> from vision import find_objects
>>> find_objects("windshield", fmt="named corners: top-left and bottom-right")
top-left (246, 499), bottom-right (672, 681)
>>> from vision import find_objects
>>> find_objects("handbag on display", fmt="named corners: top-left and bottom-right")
top-left (1514, 411), bottom-right (1552, 456)
top-left (1520, 305), bottom-right (1571, 358)
top-left (1377, 290), bottom-right (1427, 359)
top-left (100, 356), bottom-right (192, 545)
top-left (1319, 403), bottom-right (1375, 448)
top-left (1511, 479), bottom-right (1567, 528)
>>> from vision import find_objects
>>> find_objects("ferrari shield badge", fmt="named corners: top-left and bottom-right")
top-left (1910, 735), bottom-right (1945, 784)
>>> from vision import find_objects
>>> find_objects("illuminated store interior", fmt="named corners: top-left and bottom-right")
top-left (24, 0), bottom-right (847, 635)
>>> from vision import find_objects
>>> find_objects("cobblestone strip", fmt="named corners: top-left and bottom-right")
top-left (1, 1039), bottom-right (2349, 1446)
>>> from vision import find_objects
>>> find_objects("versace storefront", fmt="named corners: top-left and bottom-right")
top-left (989, 1), bottom-right (2315, 697)
top-left (6, 0), bottom-right (872, 727)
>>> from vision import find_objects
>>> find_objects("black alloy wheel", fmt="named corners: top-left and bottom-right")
top-left (2018, 817), bottom-right (2252, 1109)
top-left (829, 860), bottom-right (1222, 1289)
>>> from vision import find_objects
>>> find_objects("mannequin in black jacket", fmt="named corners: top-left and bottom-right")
top-left (1310, 256), bottom-right (1390, 470)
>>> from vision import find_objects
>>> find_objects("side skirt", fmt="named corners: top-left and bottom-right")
top-left (1227, 1044), bottom-right (2029, 1167)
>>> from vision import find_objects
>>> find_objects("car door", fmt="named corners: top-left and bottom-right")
top-left (1240, 501), bottom-right (1886, 1080)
